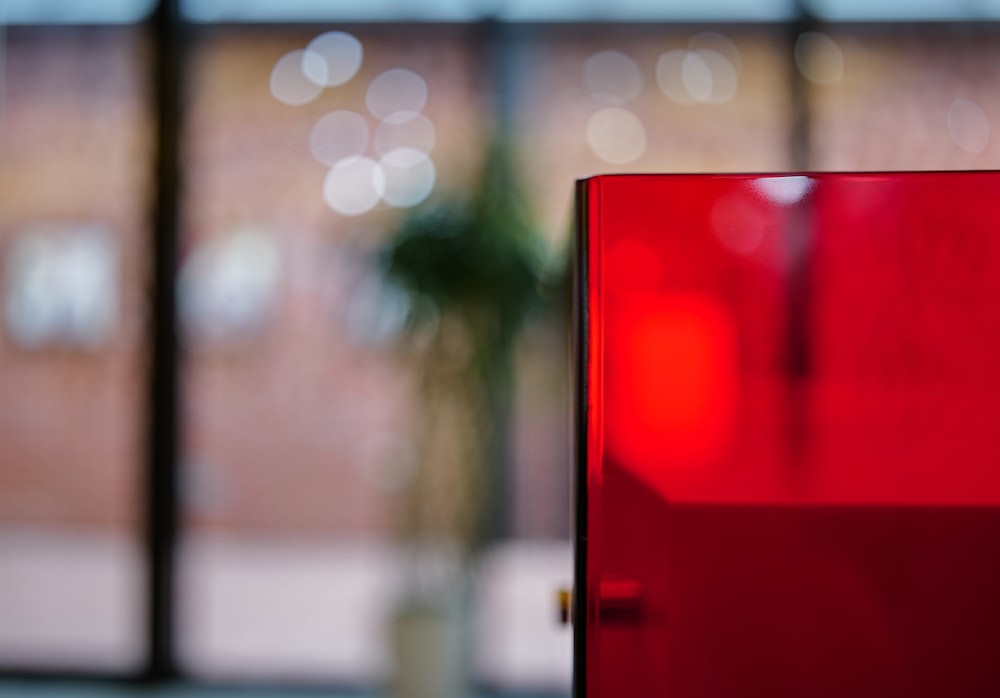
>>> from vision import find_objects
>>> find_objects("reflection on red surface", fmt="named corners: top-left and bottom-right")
top-left (577, 173), bottom-right (1000, 698)
top-left (606, 294), bottom-right (738, 492)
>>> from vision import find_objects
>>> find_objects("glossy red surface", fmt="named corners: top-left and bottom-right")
top-left (576, 172), bottom-right (1000, 697)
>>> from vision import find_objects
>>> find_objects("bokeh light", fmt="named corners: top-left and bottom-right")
top-left (656, 37), bottom-right (740, 106)
top-left (711, 194), bottom-right (770, 255)
top-left (309, 110), bottom-right (370, 166)
top-left (947, 98), bottom-right (990, 154)
top-left (687, 49), bottom-right (739, 104)
top-left (366, 69), bottom-right (429, 121)
top-left (689, 32), bottom-right (743, 74)
top-left (583, 50), bottom-right (642, 105)
top-left (681, 52), bottom-right (716, 103)
top-left (586, 107), bottom-right (646, 164)
top-left (270, 49), bottom-right (325, 105)
top-left (374, 111), bottom-right (436, 156)
top-left (323, 156), bottom-right (385, 216)
top-left (305, 31), bottom-right (363, 87)
top-left (378, 147), bottom-right (436, 208)
top-left (656, 50), bottom-right (696, 105)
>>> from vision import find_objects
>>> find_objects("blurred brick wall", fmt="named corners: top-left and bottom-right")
top-left (0, 28), bottom-right (149, 530)
top-left (179, 30), bottom-right (484, 537)
top-left (4, 24), bottom-right (1000, 539)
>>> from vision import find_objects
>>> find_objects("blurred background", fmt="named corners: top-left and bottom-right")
top-left (3, 0), bottom-right (1000, 696)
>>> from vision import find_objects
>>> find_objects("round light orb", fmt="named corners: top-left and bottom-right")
top-left (586, 107), bottom-right (647, 164)
top-left (309, 110), bottom-right (370, 166)
top-left (270, 49), bottom-right (325, 105)
top-left (366, 69), bottom-right (429, 121)
top-left (306, 31), bottom-right (363, 87)
top-left (583, 50), bottom-right (642, 105)
top-left (378, 148), bottom-right (436, 208)
top-left (323, 156), bottom-right (385, 216)
top-left (948, 98), bottom-right (990, 154)
top-left (374, 111), bottom-right (436, 156)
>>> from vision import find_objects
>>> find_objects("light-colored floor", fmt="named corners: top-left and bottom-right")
top-left (0, 531), bottom-right (573, 693)
top-left (0, 681), bottom-right (568, 698)
top-left (0, 683), bottom-right (366, 697)
top-left (0, 684), bottom-right (328, 697)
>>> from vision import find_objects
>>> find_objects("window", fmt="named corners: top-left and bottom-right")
top-left (3, 1), bottom-right (1000, 693)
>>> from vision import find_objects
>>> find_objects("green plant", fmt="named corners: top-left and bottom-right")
top-left (380, 137), bottom-right (545, 555)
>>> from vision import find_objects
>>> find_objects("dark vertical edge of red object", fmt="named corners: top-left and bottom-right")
top-left (145, 0), bottom-right (184, 682)
top-left (572, 177), bottom-right (591, 698)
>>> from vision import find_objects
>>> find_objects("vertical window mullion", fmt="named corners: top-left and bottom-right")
top-left (145, 0), bottom-right (185, 682)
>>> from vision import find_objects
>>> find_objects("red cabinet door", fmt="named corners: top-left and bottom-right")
top-left (575, 172), bottom-right (1000, 698)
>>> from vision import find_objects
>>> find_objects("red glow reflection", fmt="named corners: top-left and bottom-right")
top-left (606, 294), bottom-right (737, 491)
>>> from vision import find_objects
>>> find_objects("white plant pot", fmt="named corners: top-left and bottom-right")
top-left (391, 600), bottom-right (468, 698)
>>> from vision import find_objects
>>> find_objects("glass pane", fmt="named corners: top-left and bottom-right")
top-left (579, 171), bottom-right (1000, 697)
top-left (516, 28), bottom-right (793, 252)
top-left (176, 27), bottom-right (485, 683)
top-left (175, 23), bottom-right (799, 693)
top-left (0, 27), bottom-right (149, 671)
top-left (806, 28), bottom-right (1000, 170)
